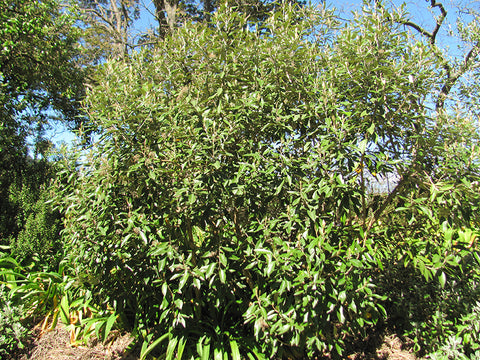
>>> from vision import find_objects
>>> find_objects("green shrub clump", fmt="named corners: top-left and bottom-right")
top-left (0, 284), bottom-right (30, 357)
top-left (56, 3), bottom-right (480, 358)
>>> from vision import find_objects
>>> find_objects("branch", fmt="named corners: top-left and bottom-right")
top-left (402, 20), bottom-right (432, 41)
top-left (400, 0), bottom-right (446, 45)
top-left (398, 1), bottom-right (480, 111)
top-left (82, 7), bottom-right (116, 31)
top-left (464, 41), bottom-right (480, 67)
top-left (429, 0), bottom-right (447, 43)
top-left (436, 41), bottom-right (480, 110)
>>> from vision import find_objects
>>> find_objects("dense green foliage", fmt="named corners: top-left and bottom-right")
top-left (0, 1), bottom-right (83, 354)
top-left (0, 0), bottom-right (85, 248)
top-left (1, 0), bottom-right (480, 358)
top-left (0, 0), bottom-right (85, 122)
top-left (52, 3), bottom-right (480, 358)
top-left (0, 284), bottom-right (29, 357)
top-left (8, 160), bottom-right (64, 269)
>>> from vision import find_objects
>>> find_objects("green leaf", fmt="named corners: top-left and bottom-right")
top-left (337, 306), bottom-right (345, 324)
top-left (250, 346), bottom-right (266, 360)
top-left (205, 263), bottom-right (216, 279)
top-left (219, 252), bottom-right (227, 267)
top-left (103, 313), bottom-right (116, 343)
top-left (358, 139), bottom-right (368, 153)
top-left (367, 122), bottom-right (375, 135)
top-left (335, 342), bottom-right (343, 356)
top-left (139, 231), bottom-right (148, 245)
top-left (177, 337), bottom-right (186, 360)
top-left (265, 254), bottom-right (275, 277)
top-left (219, 268), bottom-right (226, 284)
top-left (418, 205), bottom-right (433, 220)
top-left (230, 340), bottom-right (241, 360)
top-left (214, 347), bottom-right (223, 360)
top-left (59, 295), bottom-right (70, 326)
top-left (307, 209), bottom-right (316, 221)
top-left (201, 342), bottom-right (211, 360)
top-left (140, 333), bottom-right (169, 360)
top-left (439, 271), bottom-right (446, 289)
top-left (166, 336), bottom-right (179, 360)
top-left (179, 271), bottom-right (189, 291)
top-left (274, 179), bottom-right (285, 196)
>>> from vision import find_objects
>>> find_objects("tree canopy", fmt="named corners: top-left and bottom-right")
top-left (0, 0), bottom-right (86, 243)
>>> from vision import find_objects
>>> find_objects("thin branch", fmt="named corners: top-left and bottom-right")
top-left (464, 41), bottom-right (480, 67)
top-left (397, 1), bottom-right (480, 111)
top-left (82, 7), bottom-right (116, 31)
top-left (437, 41), bottom-right (480, 110)
top-left (402, 20), bottom-right (432, 40)
top-left (401, 1), bottom-right (446, 45)
top-left (429, 0), bottom-right (447, 43)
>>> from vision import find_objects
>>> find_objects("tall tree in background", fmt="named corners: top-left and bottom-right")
top-left (0, 0), bottom-right (85, 248)
top-left (77, 0), bottom-right (141, 61)
top-left (75, 0), bottom-right (307, 63)
top-left (152, 0), bottom-right (307, 38)
top-left (0, 0), bottom-right (86, 133)
top-left (389, 0), bottom-right (480, 114)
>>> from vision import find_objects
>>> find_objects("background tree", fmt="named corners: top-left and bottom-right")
top-left (76, 0), bottom-right (142, 61)
top-left (397, 0), bottom-right (480, 113)
top-left (151, 0), bottom-right (307, 38)
top-left (0, 0), bottom-right (85, 258)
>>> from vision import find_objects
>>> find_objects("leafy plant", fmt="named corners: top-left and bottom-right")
top-left (55, 1), bottom-right (480, 358)
top-left (0, 284), bottom-right (30, 357)
top-left (428, 301), bottom-right (480, 360)
top-left (7, 159), bottom-right (64, 270)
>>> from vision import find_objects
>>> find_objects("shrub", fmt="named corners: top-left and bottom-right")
top-left (56, 2), bottom-right (480, 358)
top-left (6, 159), bottom-right (64, 270)
top-left (0, 284), bottom-right (30, 357)
top-left (427, 302), bottom-right (480, 359)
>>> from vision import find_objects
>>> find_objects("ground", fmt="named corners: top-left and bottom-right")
top-left (15, 324), bottom-right (137, 360)
top-left (13, 323), bottom-right (420, 360)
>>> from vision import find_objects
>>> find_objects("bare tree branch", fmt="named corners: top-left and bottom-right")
top-left (397, 1), bottom-right (480, 111)
top-left (464, 41), bottom-right (480, 67)
top-left (400, 0), bottom-right (446, 45)
top-left (429, 0), bottom-right (447, 43)
top-left (402, 20), bottom-right (432, 40)
top-left (437, 41), bottom-right (480, 110)
top-left (79, 0), bottom-right (139, 60)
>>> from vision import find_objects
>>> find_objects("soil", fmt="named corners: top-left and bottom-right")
top-left (13, 323), bottom-right (138, 360)
top-left (12, 323), bottom-right (420, 360)
top-left (349, 334), bottom-right (418, 360)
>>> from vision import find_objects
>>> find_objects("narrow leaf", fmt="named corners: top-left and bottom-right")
top-left (201, 342), bottom-right (211, 360)
top-left (166, 336), bottom-right (179, 360)
top-left (59, 295), bottom-right (70, 325)
top-left (439, 271), bottom-right (446, 289)
top-left (103, 313), bottom-right (116, 343)
top-left (176, 337), bottom-right (186, 360)
top-left (140, 333), bottom-right (169, 360)
top-left (230, 340), bottom-right (241, 360)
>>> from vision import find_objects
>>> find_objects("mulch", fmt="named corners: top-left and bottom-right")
top-left (12, 323), bottom-right (419, 360)
top-left (13, 323), bottom-right (138, 360)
